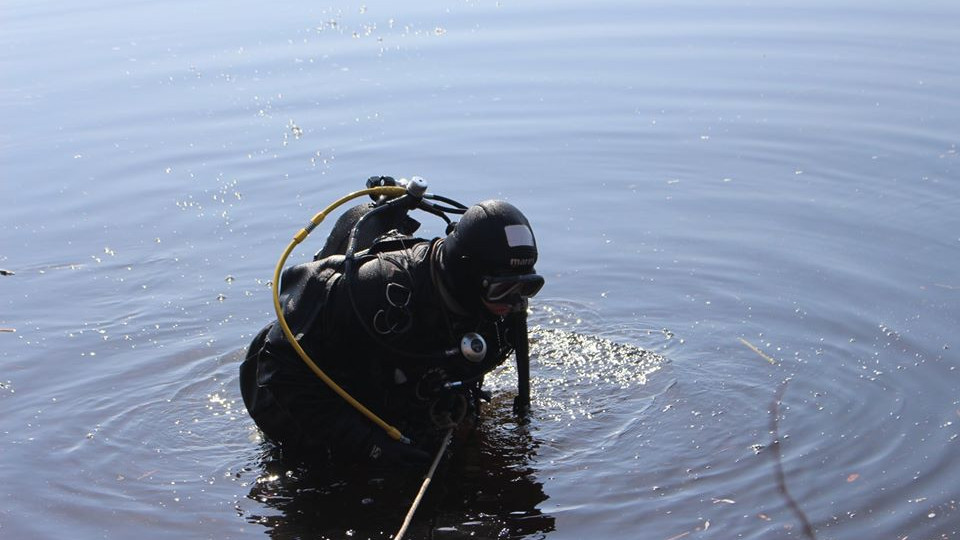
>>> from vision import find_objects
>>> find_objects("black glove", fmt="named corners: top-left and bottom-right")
top-left (327, 405), bottom-right (431, 467)
top-left (513, 394), bottom-right (531, 417)
top-left (362, 428), bottom-right (431, 468)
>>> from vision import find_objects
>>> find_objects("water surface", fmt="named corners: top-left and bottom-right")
top-left (2, 0), bottom-right (959, 538)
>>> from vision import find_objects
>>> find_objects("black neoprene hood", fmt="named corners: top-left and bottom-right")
top-left (444, 200), bottom-right (538, 277)
top-left (437, 200), bottom-right (538, 313)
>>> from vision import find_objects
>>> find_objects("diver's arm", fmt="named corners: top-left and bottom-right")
top-left (511, 310), bottom-right (531, 417)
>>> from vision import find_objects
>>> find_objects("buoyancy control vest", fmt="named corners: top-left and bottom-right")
top-left (264, 232), bottom-right (516, 421)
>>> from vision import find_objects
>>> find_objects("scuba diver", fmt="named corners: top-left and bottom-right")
top-left (240, 176), bottom-right (544, 468)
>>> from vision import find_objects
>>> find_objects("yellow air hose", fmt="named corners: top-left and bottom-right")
top-left (271, 185), bottom-right (409, 442)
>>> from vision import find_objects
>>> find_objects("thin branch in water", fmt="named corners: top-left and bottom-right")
top-left (769, 378), bottom-right (816, 539)
top-left (739, 337), bottom-right (777, 365)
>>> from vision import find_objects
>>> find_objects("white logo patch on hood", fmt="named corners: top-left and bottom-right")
top-left (504, 224), bottom-right (535, 247)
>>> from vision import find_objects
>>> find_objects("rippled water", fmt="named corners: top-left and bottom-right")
top-left (3, 0), bottom-right (959, 538)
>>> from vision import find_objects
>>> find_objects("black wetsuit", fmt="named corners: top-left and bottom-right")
top-left (240, 204), bottom-right (518, 466)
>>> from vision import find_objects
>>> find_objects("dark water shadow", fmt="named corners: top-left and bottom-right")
top-left (243, 395), bottom-right (554, 539)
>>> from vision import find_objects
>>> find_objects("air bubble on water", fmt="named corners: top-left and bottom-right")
top-left (288, 120), bottom-right (302, 139)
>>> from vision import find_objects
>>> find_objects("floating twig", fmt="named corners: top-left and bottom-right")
top-left (136, 470), bottom-right (159, 481)
top-left (739, 337), bottom-right (777, 365)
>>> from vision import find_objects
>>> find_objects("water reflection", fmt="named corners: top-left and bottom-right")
top-left (244, 394), bottom-right (553, 539)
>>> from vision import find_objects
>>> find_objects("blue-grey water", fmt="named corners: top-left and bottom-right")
top-left (2, 1), bottom-right (959, 538)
